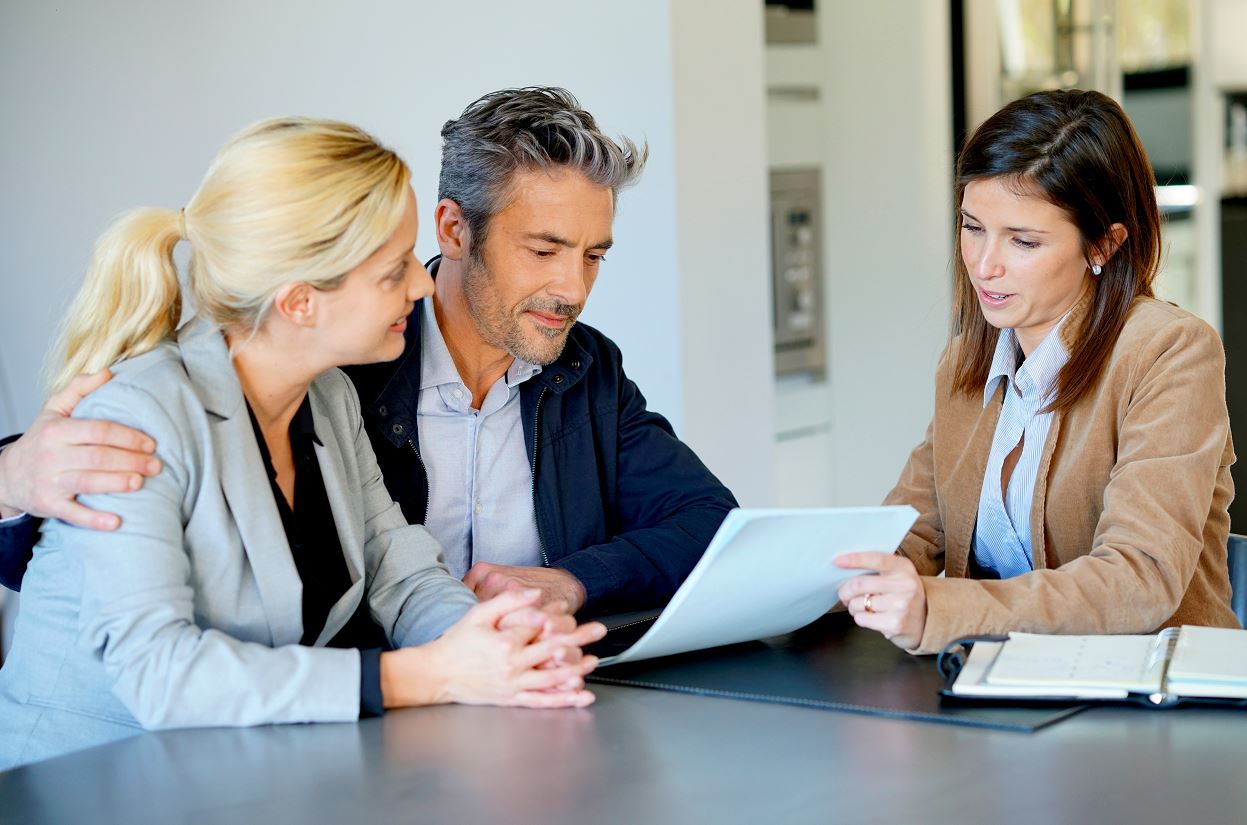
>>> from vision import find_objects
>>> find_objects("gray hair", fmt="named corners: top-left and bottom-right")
top-left (438, 87), bottom-right (648, 255)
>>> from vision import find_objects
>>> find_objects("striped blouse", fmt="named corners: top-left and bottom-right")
top-left (972, 321), bottom-right (1070, 579)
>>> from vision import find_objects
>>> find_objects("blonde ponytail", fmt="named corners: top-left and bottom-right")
top-left (46, 117), bottom-right (410, 397)
top-left (49, 208), bottom-right (184, 394)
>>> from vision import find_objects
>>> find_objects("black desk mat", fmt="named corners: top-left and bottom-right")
top-left (587, 612), bottom-right (1085, 733)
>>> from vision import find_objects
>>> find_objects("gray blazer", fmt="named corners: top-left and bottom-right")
top-left (0, 317), bottom-right (478, 768)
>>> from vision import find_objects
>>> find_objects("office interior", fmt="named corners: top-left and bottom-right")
top-left (1, 1), bottom-right (1245, 641)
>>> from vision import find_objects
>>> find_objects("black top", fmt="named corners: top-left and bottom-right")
top-left (247, 396), bottom-right (385, 717)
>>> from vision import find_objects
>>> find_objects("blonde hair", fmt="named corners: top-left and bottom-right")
top-left (49, 117), bottom-right (411, 394)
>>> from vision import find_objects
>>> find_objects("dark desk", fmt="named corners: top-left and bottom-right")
top-left (3, 630), bottom-right (1245, 824)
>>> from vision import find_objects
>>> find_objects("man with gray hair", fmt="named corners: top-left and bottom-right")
top-left (0, 87), bottom-right (737, 616)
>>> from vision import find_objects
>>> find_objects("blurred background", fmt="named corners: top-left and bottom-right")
top-left (1, 0), bottom-right (1244, 543)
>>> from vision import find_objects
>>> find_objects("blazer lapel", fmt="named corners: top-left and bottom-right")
top-left (307, 382), bottom-right (367, 647)
top-left (178, 318), bottom-right (305, 646)
top-left (1028, 410), bottom-right (1063, 571)
top-left (946, 384), bottom-right (1005, 579)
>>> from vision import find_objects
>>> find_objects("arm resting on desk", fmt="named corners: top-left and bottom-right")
top-left (554, 362), bottom-right (738, 615)
top-left (913, 316), bottom-right (1233, 653)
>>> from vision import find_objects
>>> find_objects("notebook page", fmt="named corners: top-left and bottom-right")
top-left (1166, 626), bottom-right (1247, 698)
top-left (984, 633), bottom-right (1163, 693)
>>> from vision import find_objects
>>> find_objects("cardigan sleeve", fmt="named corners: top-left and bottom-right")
top-left (915, 314), bottom-right (1232, 653)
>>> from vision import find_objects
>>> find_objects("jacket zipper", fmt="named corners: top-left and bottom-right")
top-left (530, 387), bottom-right (550, 567)
top-left (406, 439), bottom-right (431, 525)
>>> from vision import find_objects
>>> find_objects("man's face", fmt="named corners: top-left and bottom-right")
top-left (462, 167), bottom-right (614, 365)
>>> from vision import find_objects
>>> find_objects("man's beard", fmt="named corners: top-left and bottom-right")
top-left (462, 254), bottom-right (582, 366)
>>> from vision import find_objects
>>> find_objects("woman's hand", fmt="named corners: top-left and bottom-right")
top-left (379, 589), bottom-right (606, 709)
top-left (834, 552), bottom-right (928, 651)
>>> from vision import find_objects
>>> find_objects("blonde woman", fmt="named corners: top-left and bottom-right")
top-left (0, 118), bottom-right (603, 769)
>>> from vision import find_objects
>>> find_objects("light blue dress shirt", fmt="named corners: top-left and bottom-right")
top-left (972, 322), bottom-right (1070, 579)
top-left (417, 299), bottom-right (544, 579)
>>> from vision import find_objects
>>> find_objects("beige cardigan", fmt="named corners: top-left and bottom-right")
top-left (886, 292), bottom-right (1239, 654)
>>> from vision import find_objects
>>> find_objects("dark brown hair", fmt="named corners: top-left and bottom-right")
top-left (950, 89), bottom-right (1161, 412)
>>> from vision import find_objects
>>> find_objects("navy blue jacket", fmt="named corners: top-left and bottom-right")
top-left (0, 435), bottom-right (34, 590)
top-left (343, 283), bottom-right (737, 615)
top-left (0, 280), bottom-right (737, 612)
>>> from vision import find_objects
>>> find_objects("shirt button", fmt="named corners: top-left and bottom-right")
top-left (552, 374), bottom-right (565, 385)
top-left (453, 388), bottom-right (464, 399)
top-left (474, 502), bottom-right (482, 515)
top-left (571, 359), bottom-right (581, 369)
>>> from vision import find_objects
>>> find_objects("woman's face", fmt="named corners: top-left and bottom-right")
top-left (959, 177), bottom-right (1094, 355)
top-left (315, 187), bottom-right (432, 366)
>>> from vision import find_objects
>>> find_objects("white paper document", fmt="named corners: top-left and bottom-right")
top-left (598, 505), bottom-right (919, 666)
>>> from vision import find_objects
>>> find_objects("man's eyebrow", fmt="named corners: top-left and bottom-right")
top-left (526, 232), bottom-right (575, 247)
top-left (524, 232), bottom-right (614, 250)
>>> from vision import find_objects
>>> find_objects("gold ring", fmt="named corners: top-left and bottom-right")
top-left (864, 593), bottom-right (875, 613)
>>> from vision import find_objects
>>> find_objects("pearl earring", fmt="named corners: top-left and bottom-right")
top-left (1092, 263), bottom-right (1102, 276)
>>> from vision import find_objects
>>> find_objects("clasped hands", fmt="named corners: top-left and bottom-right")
top-left (381, 588), bottom-right (606, 710)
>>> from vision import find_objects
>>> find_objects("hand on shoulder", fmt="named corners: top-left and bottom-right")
top-left (0, 370), bottom-right (160, 527)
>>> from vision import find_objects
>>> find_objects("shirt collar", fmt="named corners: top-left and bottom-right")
top-left (289, 393), bottom-right (321, 445)
top-left (418, 296), bottom-right (541, 392)
top-left (245, 393), bottom-right (322, 483)
top-left (982, 318), bottom-right (1072, 408)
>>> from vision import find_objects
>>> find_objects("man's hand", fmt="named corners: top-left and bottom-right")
top-left (464, 562), bottom-right (588, 614)
top-left (0, 370), bottom-right (160, 529)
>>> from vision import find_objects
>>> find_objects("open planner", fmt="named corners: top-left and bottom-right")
top-left (944, 625), bottom-right (1247, 706)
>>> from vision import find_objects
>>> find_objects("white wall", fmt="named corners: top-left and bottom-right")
top-left (0, 0), bottom-right (776, 504)
top-left (1209, 0), bottom-right (1247, 88)
top-left (818, 2), bottom-right (952, 505)
top-left (669, 0), bottom-right (776, 504)
top-left (765, 2), bottom-right (953, 507)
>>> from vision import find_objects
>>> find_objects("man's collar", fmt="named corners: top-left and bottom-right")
top-left (418, 297), bottom-right (465, 391)
top-left (419, 271), bottom-right (543, 392)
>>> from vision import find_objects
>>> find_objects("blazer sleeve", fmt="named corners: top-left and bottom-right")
top-left (67, 382), bottom-right (362, 730)
top-left (883, 418), bottom-right (947, 577)
top-left (915, 316), bottom-right (1232, 653)
top-left (553, 359), bottom-right (739, 615)
top-left (331, 371), bottom-right (477, 648)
